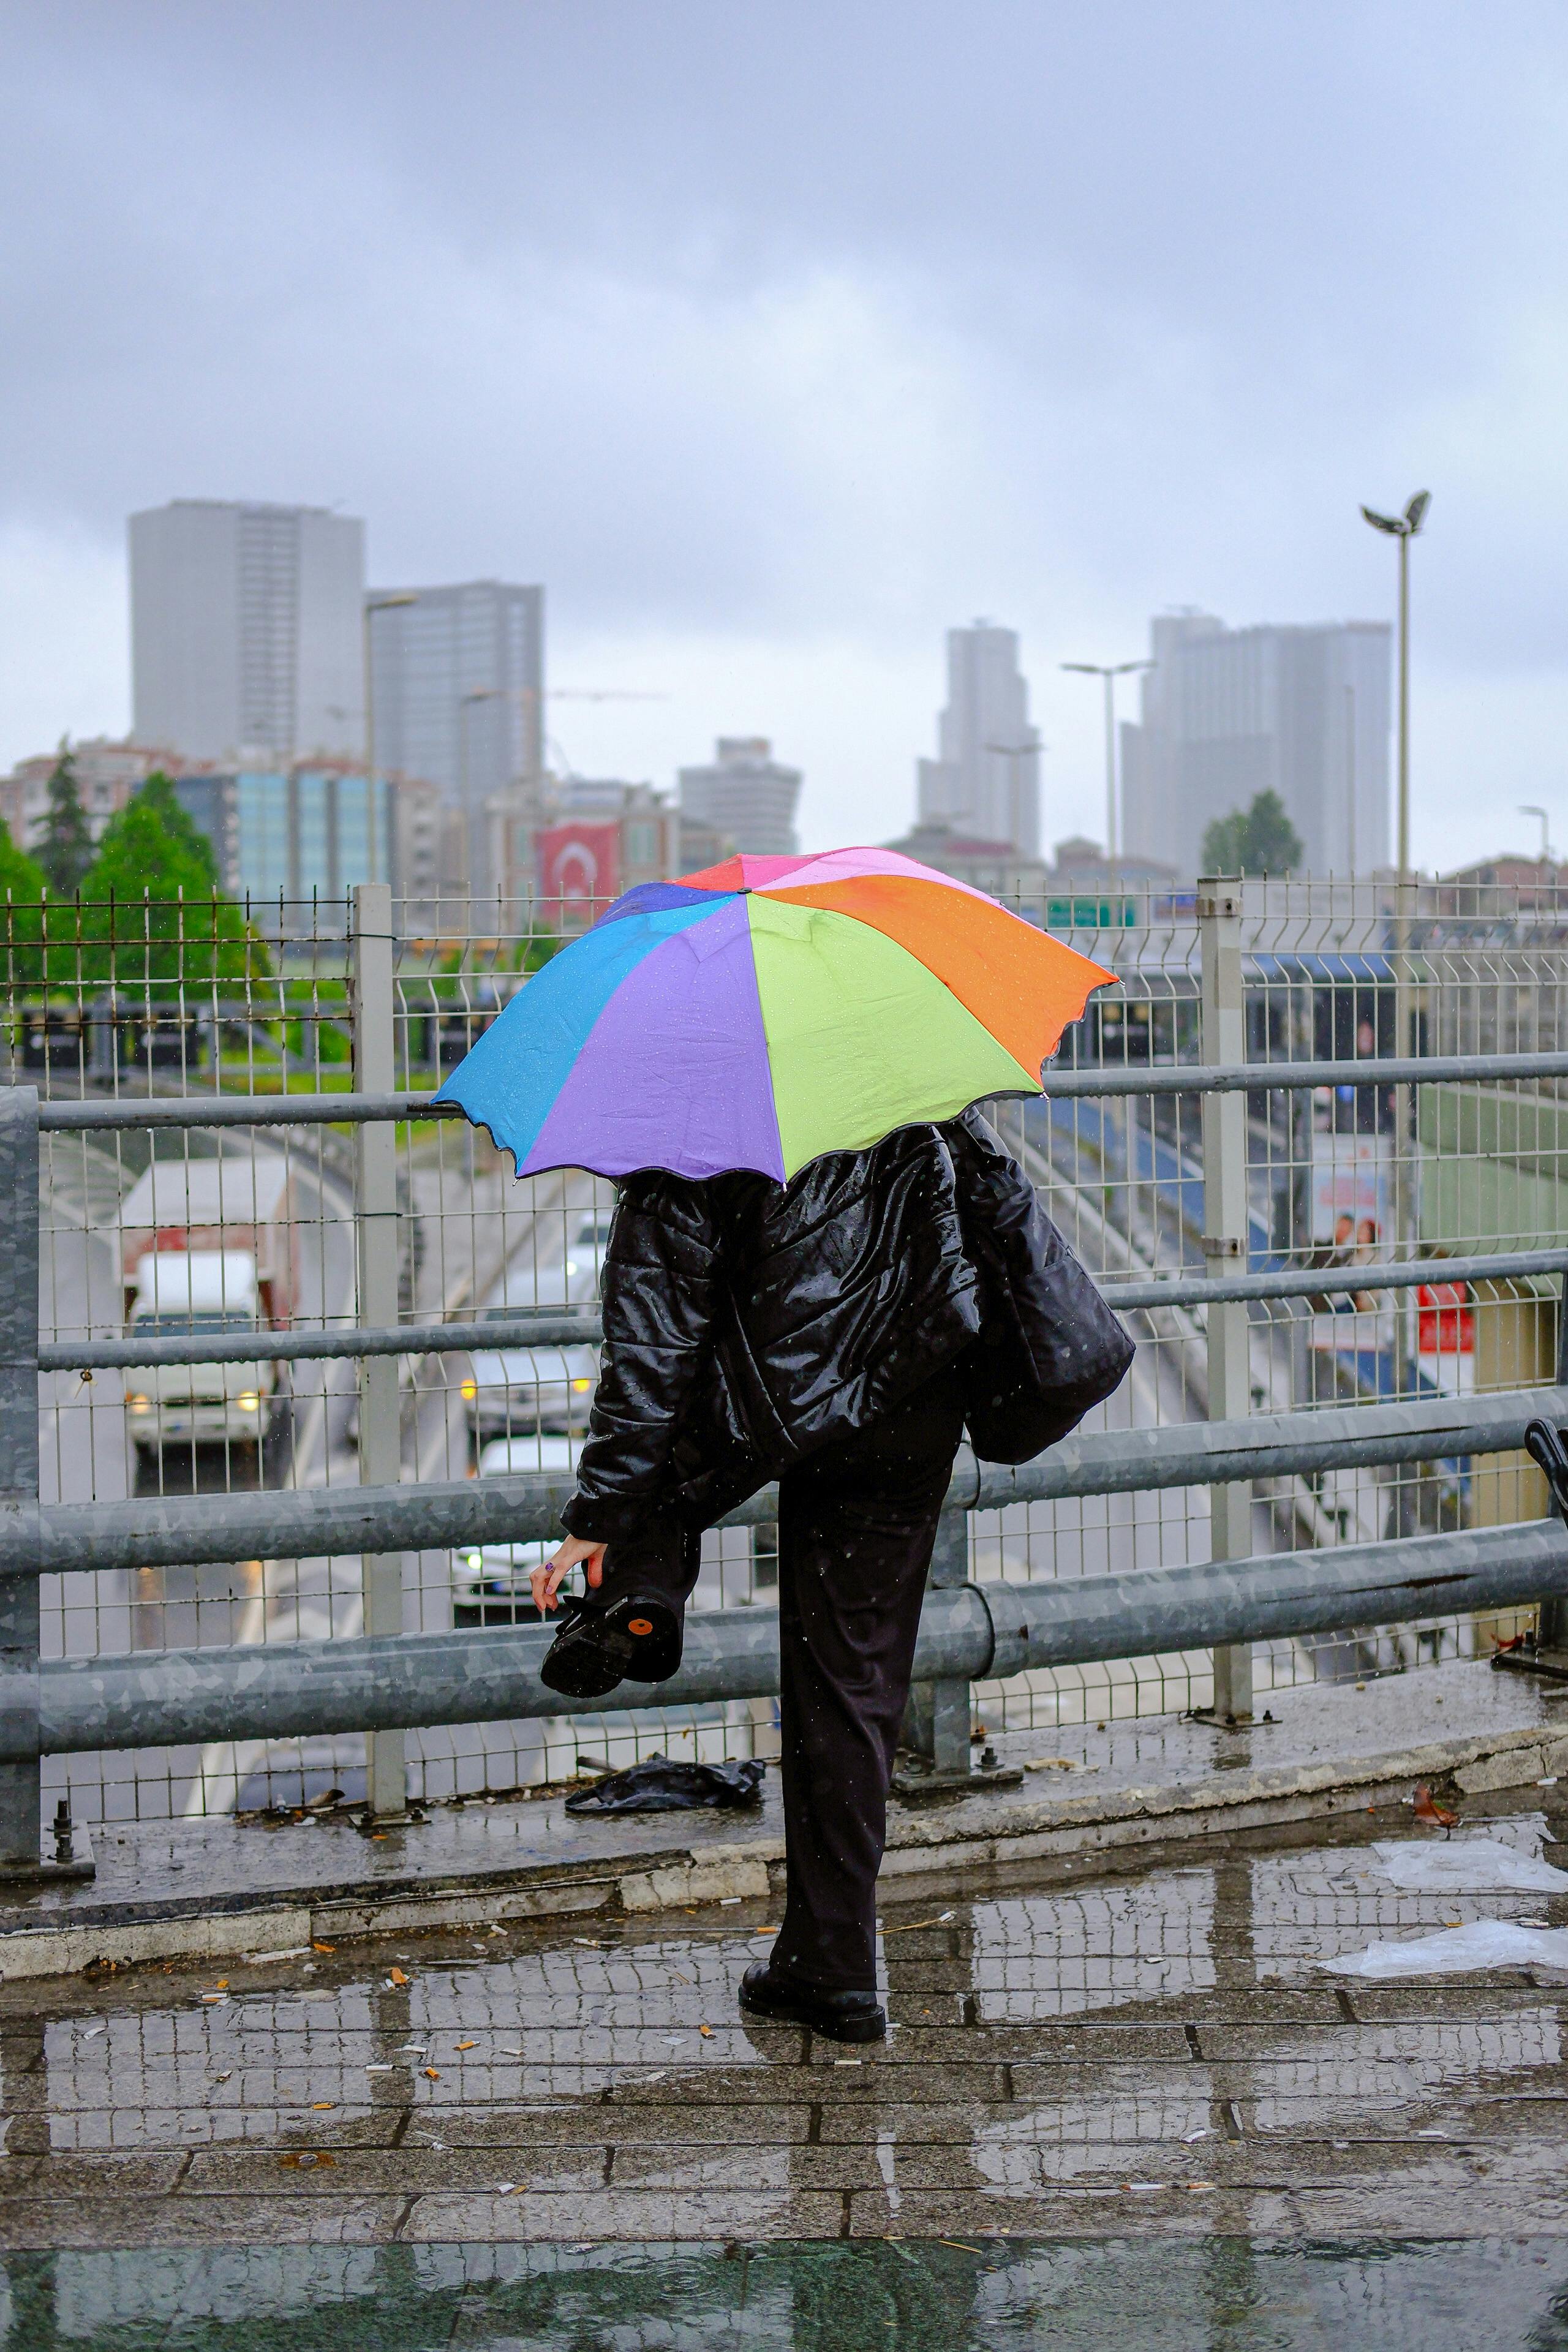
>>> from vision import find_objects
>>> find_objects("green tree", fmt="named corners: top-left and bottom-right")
top-left (1201, 789), bottom-right (1304, 876)
top-left (0, 818), bottom-right (50, 992)
top-left (73, 772), bottom-right (266, 992)
top-left (37, 742), bottom-right (94, 895)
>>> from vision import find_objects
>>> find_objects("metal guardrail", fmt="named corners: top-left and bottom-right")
top-left (1041, 1049), bottom-right (1568, 1098)
top-left (42, 1313), bottom-right (605, 1373)
top-left (11, 929), bottom-right (1568, 1853)
top-left (42, 1251), bottom-right (1568, 1371)
top-left (21, 1516), bottom-right (1568, 1761)
top-left (9, 1385), bottom-right (1564, 1575)
top-left (32, 1046), bottom-right (1568, 1128)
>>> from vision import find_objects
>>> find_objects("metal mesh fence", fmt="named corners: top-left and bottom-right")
top-left (12, 876), bottom-right (1568, 1823)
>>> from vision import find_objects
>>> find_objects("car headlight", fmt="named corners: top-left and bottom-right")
top-left (236, 1392), bottom-right (260, 1412)
top-left (126, 1393), bottom-right (151, 1413)
top-left (460, 1379), bottom-right (478, 1401)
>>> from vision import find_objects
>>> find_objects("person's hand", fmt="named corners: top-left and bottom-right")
top-left (532, 1535), bottom-right (607, 1616)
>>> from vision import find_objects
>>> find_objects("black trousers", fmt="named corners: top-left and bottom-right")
top-left (594, 1365), bottom-right (968, 1991)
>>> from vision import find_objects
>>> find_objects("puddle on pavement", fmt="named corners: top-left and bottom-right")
top-left (5, 2237), bottom-right (1568, 2349)
top-left (0, 1796), bottom-right (1567, 2342)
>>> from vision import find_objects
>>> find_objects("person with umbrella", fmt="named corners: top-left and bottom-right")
top-left (437, 847), bottom-right (1131, 2042)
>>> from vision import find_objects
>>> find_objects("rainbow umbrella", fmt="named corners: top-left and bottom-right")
top-left (435, 847), bottom-right (1114, 1182)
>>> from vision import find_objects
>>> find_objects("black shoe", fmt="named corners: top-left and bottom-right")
top-left (738, 1960), bottom-right (886, 2044)
top-left (538, 1591), bottom-right (682, 1700)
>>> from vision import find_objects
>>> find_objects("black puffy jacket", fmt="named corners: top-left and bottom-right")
top-left (560, 1108), bottom-right (1127, 1544)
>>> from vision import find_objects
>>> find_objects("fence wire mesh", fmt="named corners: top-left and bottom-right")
top-left (12, 876), bottom-right (1567, 1825)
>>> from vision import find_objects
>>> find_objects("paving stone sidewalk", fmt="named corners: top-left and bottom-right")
top-left (3, 1780), bottom-right (1568, 2258)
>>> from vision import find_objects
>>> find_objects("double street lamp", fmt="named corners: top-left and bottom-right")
top-left (1060, 659), bottom-right (1153, 862)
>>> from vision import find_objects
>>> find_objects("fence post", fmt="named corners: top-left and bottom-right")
top-left (1199, 880), bottom-right (1254, 1724)
top-left (353, 883), bottom-right (410, 1820)
top-left (0, 1088), bottom-right (41, 1866)
top-left (899, 1507), bottom-right (973, 1780)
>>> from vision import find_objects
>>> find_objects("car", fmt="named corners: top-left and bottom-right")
top-left (458, 1208), bottom-right (613, 1443)
top-left (451, 1433), bottom-right (581, 1628)
top-left (459, 1334), bottom-right (598, 1442)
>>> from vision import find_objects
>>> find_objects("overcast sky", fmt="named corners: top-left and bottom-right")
top-left (3, 1), bottom-right (1567, 866)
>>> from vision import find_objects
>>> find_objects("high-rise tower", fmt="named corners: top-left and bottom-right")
top-left (916, 622), bottom-right (1039, 856)
top-left (129, 500), bottom-right (364, 763)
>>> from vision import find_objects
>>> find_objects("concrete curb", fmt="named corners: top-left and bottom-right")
top-left (1, 1709), bottom-right (1563, 1983)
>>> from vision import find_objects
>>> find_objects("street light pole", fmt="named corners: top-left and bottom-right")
top-left (1360, 490), bottom-right (1430, 1404)
top-left (1359, 492), bottom-right (1428, 909)
top-left (363, 593), bottom-right (418, 887)
top-left (982, 737), bottom-right (1042, 861)
top-left (459, 688), bottom-right (499, 914)
top-left (1060, 660), bottom-right (1154, 862)
top-left (1521, 805), bottom-right (1552, 865)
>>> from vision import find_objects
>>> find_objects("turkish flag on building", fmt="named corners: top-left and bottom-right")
top-left (535, 822), bottom-right (620, 926)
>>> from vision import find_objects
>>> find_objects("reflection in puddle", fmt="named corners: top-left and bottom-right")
top-left (34, 1934), bottom-right (785, 2152)
top-left (969, 1871), bottom-right (1217, 2018)
top-left (16, 2237), bottom-right (1568, 2349)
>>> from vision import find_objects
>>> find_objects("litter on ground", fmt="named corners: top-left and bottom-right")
top-left (1369, 1836), bottom-right (1568, 1894)
top-left (1325, 1918), bottom-right (1568, 1977)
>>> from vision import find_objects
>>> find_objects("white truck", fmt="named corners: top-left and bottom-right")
top-left (116, 1154), bottom-right (299, 1452)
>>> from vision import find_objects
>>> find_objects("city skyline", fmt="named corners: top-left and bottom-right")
top-left (4, 7), bottom-right (1567, 870)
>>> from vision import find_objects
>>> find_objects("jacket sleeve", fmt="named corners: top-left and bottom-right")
top-left (560, 1173), bottom-right (722, 1544)
top-left (944, 1106), bottom-right (1042, 1253)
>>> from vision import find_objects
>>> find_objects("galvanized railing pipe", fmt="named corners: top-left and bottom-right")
top-left (32, 1047), bottom-right (1568, 1132)
top-left (22, 1516), bottom-right (1568, 1761)
top-left (42, 1251), bottom-right (1568, 1373)
top-left (8, 1385), bottom-right (1563, 1578)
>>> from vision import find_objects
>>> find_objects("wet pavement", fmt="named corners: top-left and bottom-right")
top-left (3, 2237), bottom-right (1568, 2348)
top-left (5, 1792), bottom-right (1568, 2343)
top-left (9, 1657), bottom-right (1566, 1983)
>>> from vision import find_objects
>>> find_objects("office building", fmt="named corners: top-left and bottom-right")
top-left (129, 501), bottom-right (364, 764)
top-left (366, 581), bottom-right (545, 907)
top-left (916, 622), bottom-right (1040, 857)
top-left (170, 765), bottom-right (391, 913)
top-left (532, 783), bottom-right (684, 932)
top-left (0, 739), bottom-right (163, 857)
top-left (1118, 612), bottom-right (1392, 874)
top-left (677, 738), bottom-right (801, 857)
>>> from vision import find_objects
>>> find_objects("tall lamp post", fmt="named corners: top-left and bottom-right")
top-left (1359, 491), bottom-right (1429, 895)
top-left (1521, 804), bottom-right (1553, 866)
top-left (1360, 489), bottom-right (1430, 1403)
top-left (1060, 659), bottom-right (1153, 861)
top-left (363, 592), bottom-right (418, 886)
top-left (459, 687), bottom-right (505, 913)
top-left (982, 737), bottom-right (1042, 864)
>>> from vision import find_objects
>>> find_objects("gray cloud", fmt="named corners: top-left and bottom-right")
top-left (2, 1), bottom-right (1567, 858)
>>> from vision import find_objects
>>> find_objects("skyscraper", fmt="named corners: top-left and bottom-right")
top-left (677, 738), bottom-right (801, 857)
top-left (1118, 612), bottom-right (1392, 873)
top-left (916, 622), bottom-right (1040, 857)
top-left (129, 501), bottom-right (364, 763)
top-left (366, 581), bottom-right (545, 904)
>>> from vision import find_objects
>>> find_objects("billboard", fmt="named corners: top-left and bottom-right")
top-left (1308, 1133), bottom-right (1393, 1361)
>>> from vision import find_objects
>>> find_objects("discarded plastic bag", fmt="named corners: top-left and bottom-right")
top-left (1370, 1838), bottom-right (1568, 1894)
top-left (564, 1753), bottom-right (765, 1814)
top-left (1325, 1918), bottom-right (1568, 1978)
